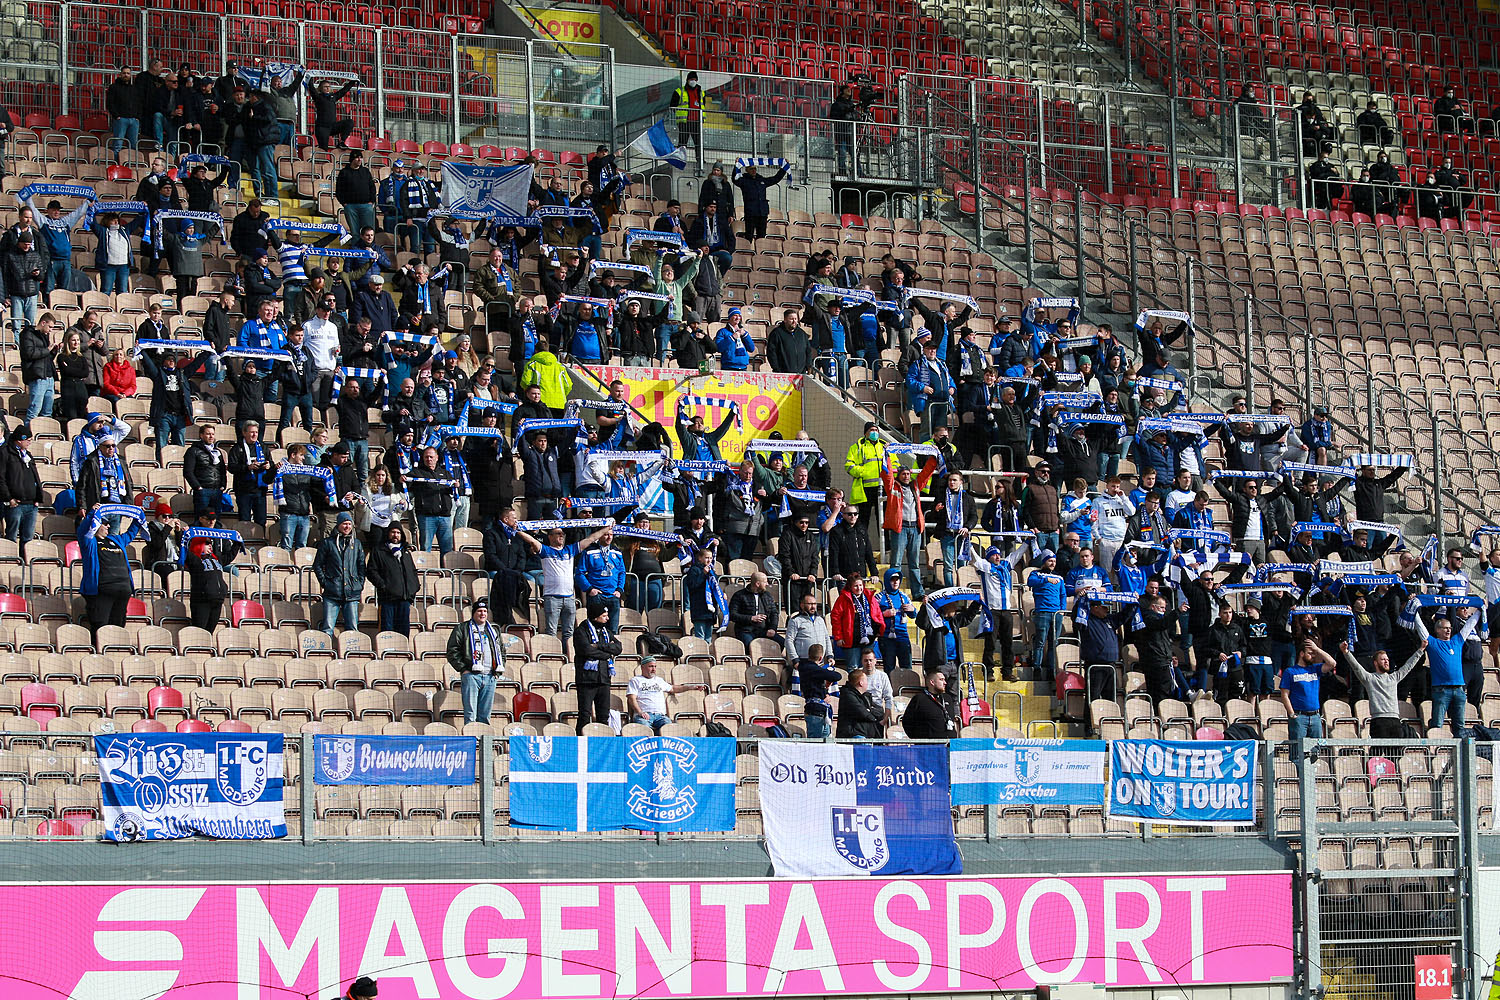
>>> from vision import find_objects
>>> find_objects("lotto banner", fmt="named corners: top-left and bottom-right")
top-left (0, 875), bottom-right (1293, 999)
top-left (518, 4), bottom-right (601, 43)
top-left (591, 365), bottom-right (803, 464)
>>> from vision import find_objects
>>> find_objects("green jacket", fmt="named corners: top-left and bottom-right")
top-left (652, 252), bottom-right (699, 322)
top-left (521, 351), bottom-right (573, 410)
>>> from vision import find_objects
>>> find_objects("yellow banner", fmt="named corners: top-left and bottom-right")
top-left (593, 366), bottom-right (803, 463)
top-left (519, 6), bottom-right (601, 44)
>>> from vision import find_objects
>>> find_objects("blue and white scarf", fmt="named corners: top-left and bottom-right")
top-left (303, 245), bottom-right (378, 261)
top-left (442, 450), bottom-right (471, 497)
top-left (133, 338), bottom-right (214, 360)
top-left (1341, 453), bottom-right (1413, 469)
top-left (589, 259), bottom-right (653, 279)
top-left (1254, 563), bottom-right (1315, 581)
top-left (272, 464), bottom-right (335, 503)
top-left (95, 453), bottom-right (128, 501)
top-left (625, 228), bottom-right (686, 251)
top-left (331, 367), bottom-right (387, 404)
top-left (1279, 460), bottom-right (1355, 478)
top-left (944, 489), bottom-right (966, 533)
top-left (677, 395), bottom-right (741, 429)
top-left (19, 182), bottom-right (96, 201)
top-left (613, 526), bottom-right (678, 544)
top-left (733, 156), bottom-right (794, 181)
top-left (513, 417), bottom-right (587, 451)
top-left (1134, 308), bottom-right (1193, 332)
top-left (221, 347), bottom-right (291, 363)
top-left (904, 288), bottom-right (979, 311)
top-left (177, 527), bottom-right (242, 567)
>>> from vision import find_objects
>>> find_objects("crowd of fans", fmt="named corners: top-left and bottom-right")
top-left (0, 66), bottom-right (1488, 746)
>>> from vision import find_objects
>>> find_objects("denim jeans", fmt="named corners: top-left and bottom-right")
top-left (110, 116), bottom-right (140, 150)
top-left (278, 391), bottom-right (314, 435)
top-left (252, 145), bottom-right (278, 198)
top-left (345, 440), bottom-right (368, 481)
top-left (322, 597), bottom-right (359, 633)
top-left (239, 490), bottom-right (267, 526)
top-left (3, 503), bottom-right (36, 548)
top-left (939, 534), bottom-right (963, 588)
top-left (1031, 609), bottom-right (1064, 683)
top-left (891, 525), bottom-right (924, 596)
top-left (99, 264), bottom-right (130, 295)
top-left (380, 600), bottom-right (411, 636)
top-left (154, 412), bottom-right (187, 455)
top-left (280, 513), bottom-right (311, 551)
top-left (1430, 685), bottom-right (1467, 735)
top-left (880, 634), bottom-right (912, 677)
top-left (805, 712), bottom-right (831, 739)
top-left (193, 488), bottom-right (227, 515)
top-left (461, 671), bottom-right (497, 723)
top-left (277, 121), bottom-right (295, 154)
top-left (419, 514), bottom-right (453, 555)
top-left (11, 295), bottom-right (37, 328)
top-left (656, 321), bottom-right (678, 361)
top-left (151, 112), bottom-right (170, 149)
top-left (692, 619), bottom-right (714, 641)
top-left (633, 712), bottom-right (671, 733)
top-left (1034, 531), bottom-right (1060, 554)
top-left (1288, 712), bottom-right (1324, 745)
top-left (628, 577), bottom-right (663, 612)
top-left (344, 203), bottom-right (376, 236)
top-left (25, 380), bottom-right (54, 420)
top-left (45, 260), bottom-right (70, 299)
top-left (543, 595), bottom-right (576, 644)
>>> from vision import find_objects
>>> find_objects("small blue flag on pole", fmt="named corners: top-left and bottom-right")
top-left (628, 120), bottom-right (689, 170)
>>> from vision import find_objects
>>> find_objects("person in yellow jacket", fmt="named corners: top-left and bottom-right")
top-left (520, 350), bottom-right (573, 414)
top-left (669, 72), bottom-right (704, 151)
top-left (844, 420), bottom-right (886, 546)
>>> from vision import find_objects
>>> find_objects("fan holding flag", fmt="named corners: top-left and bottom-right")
top-left (627, 119), bottom-right (689, 172)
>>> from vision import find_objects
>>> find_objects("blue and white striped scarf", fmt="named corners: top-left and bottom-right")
top-left (678, 396), bottom-right (741, 428)
top-left (626, 229), bottom-right (686, 251)
top-left (442, 450), bottom-right (471, 497)
top-left (331, 367), bottom-right (387, 404)
top-left (1279, 461), bottom-right (1355, 478)
top-left (514, 417), bottom-right (587, 452)
top-left (272, 464), bottom-right (335, 503)
top-left (733, 156), bottom-right (794, 181)
top-left (1341, 453), bottom-right (1413, 469)
top-left (904, 288), bottom-right (978, 310)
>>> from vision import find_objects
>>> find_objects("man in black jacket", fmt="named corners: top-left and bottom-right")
top-left (767, 309), bottom-right (813, 374)
top-left (335, 150), bottom-right (378, 240)
top-left (483, 506), bottom-right (533, 626)
top-left (778, 512), bottom-right (821, 608)
top-left (228, 421), bottom-right (275, 525)
top-left (834, 668), bottom-right (885, 738)
top-left (902, 668), bottom-right (958, 739)
top-left (827, 506), bottom-right (876, 583)
top-left (727, 571), bottom-right (779, 650)
top-left (335, 378), bottom-right (371, 484)
top-left (183, 423), bottom-right (229, 515)
top-left (365, 522), bottom-right (419, 635)
top-left (0, 425), bottom-right (42, 549)
top-left (138, 347), bottom-right (194, 462)
top-left (19, 314), bottom-right (56, 421)
top-left (314, 442), bottom-right (362, 538)
top-left (202, 289), bottom-right (239, 377)
top-left (106, 67), bottom-right (143, 152)
top-left (574, 598), bottom-right (622, 733)
top-left (1130, 592), bottom-right (1179, 706)
top-left (1212, 473), bottom-right (1271, 564)
top-left (311, 77), bottom-right (358, 151)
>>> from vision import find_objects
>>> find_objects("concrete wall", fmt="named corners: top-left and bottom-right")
top-left (801, 374), bottom-right (876, 498)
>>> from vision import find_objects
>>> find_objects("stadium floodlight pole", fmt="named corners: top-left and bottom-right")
top-left (1298, 737), bottom-right (1322, 1000)
top-left (1242, 296), bottom-right (1255, 404)
top-left (1432, 415), bottom-right (1446, 554)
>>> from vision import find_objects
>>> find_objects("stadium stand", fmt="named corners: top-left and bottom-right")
top-left (0, 0), bottom-right (1493, 859)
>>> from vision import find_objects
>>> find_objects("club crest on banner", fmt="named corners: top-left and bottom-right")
top-left (215, 741), bottom-right (269, 806)
top-left (319, 738), bottom-right (357, 783)
top-left (1013, 745), bottom-right (1045, 787)
top-left (527, 736), bottom-right (554, 764)
top-left (1154, 781), bottom-right (1177, 817)
top-left (626, 736), bottom-right (700, 825)
top-left (831, 805), bottom-right (890, 871)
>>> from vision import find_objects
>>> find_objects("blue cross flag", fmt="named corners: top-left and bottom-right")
top-left (509, 734), bottom-right (735, 831)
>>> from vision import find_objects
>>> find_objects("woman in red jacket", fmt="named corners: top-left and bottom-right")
top-left (101, 348), bottom-right (138, 400)
top-left (830, 573), bottom-right (886, 669)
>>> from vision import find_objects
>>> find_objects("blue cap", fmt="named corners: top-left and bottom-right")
top-left (393, 159), bottom-right (406, 167)
top-left (444, 350), bottom-right (458, 360)
top-left (1038, 548), bottom-right (1056, 561)
top-left (985, 546), bottom-right (1001, 559)
top-left (728, 307), bottom-right (742, 317)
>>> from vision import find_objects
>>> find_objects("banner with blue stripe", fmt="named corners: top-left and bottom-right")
top-left (1107, 739), bottom-right (1258, 826)
top-left (312, 735), bottom-right (477, 785)
top-left (949, 738), bottom-right (1107, 806)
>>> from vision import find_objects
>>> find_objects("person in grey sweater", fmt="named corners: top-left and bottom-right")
top-left (1340, 641), bottom-right (1426, 740)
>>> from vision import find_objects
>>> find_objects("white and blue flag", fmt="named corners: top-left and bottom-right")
top-left (627, 120), bottom-right (689, 170)
top-left (508, 735), bottom-right (734, 831)
top-left (313, 735), bottom-right (476, 786)
top-left (759, 742), bottom-right (961, 877)
top-left (949, 738), bottom-right (1107, 806)
top-left (1108, 739), bottom-right (1258, 826)
top-left (441, 161), bottom-right (535, 219)
top-left (95, 733), bottom-right (285, 841)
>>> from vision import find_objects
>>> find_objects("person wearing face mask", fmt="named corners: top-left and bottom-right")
top-left (844, 421), bottom-right (886, 546)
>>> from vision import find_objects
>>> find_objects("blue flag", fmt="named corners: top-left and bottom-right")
top-left (627, 120), bottom-right (689, 170)
top-left (1108, 739), bottom-right (1258, 826)
top-left (949, 738), bottom-right (1107, 806)
top-left (94, 733), bottom-right (285, 841)
top-left (313, 735), bottom-right (476, 785)
top-left (758, 742), bottom-right (961, 877)
top-left (508, 735), bottom-right (734, 832)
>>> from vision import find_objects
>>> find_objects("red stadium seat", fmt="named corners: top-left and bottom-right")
top-left (148, 686), bottom-right (185, 719)
top-left (21, 682), bottom-right (60, 724)
top-left (218, 720), bottom-right (254, 733)
top-left (132, 720), bottom-right (169, 732)
top-left (176, 720), bottom-right (213, 733)
top-left (233, 600), bottom-right (269, 627)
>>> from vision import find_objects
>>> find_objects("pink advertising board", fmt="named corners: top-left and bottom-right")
top-left (0, 874), bottom-right (1293, 999)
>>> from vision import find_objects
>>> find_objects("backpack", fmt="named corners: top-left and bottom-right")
top-left (705, 721), bottom-right (734, 738)
top-left (1223, 721), bottom-right (1260, 742)
top-left (763, 722), bottom-right (791, 738)
top-left (636, 632), bottom-right (684, 661)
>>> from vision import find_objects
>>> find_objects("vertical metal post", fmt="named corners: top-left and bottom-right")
top-left (898, 73), bottom-right (910, 128)
top-left (1259, 740), bottom-right (1276, 840)
top-left (1432, 416), bottom-right (1446, 550)
top-left (58, 4), bottom-right (69, 117)
top-left (523, 41), bottom-right (537, 151)
top-left (1074, 191), bottom-right (1086, 309)
top-left (971, 83), bottom-right (984, 251)
top-left (1122, 7), bottom-right (1133, 83)
top-left (1365, 366), bottom-right (1377, 450)
top-left (450, 35), bottom-right (462, 145)
top-left (1295, 114), bottom-right (1308, 211)
top-left (375, 30), bottom-right (387, 137)
top-left (1460, 740), bottom-right (1480, 1000)
top-left (300, 734), bottom-right (316, 845)
top-left (1299, 738), bottom-right (1322, 1000)
top-left (1103, 92), bottom-right (1114, 193)
top-left (1077, 0), bottom-right (1086, 42)
top-left (220, 16), bottom-right (229, 76)
top-left (1184, 257), bottom-right (1196, 388)
top-left (1035, 88), bottom-right (1047, 188)
top-left (750, 115), bottom-right (760, 158)
top-left (1127, 224), bottom-right (1140, 320)
top-left (1303, 331), bottom-right (1314, 413)
top-left (607, 50), bottom-right (618, 150)
top-left (1233, 103), bottom-right (1246, 204)
top-left (1021, 159), bottom-right (1035, 286)
top-left (1167, 96), bottom-right (1181, 198)
top-left (479, 733), bottom-right (494, 844)
top-left (297, 24), bottom-right (309, 140)
top-left (1243, 296), bottom-right (1256, 403)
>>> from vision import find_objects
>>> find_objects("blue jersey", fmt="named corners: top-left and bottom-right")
top-left (877, 590), bottom-right (912, 640)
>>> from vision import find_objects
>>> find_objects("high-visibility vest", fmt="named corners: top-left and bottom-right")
top-left (673, 86), bottom-right (701, 121)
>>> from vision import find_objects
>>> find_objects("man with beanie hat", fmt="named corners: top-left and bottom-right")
top-left (336, 977), bottom-right (379, 1000)
top-left (573, 598), bottom-right (622, 733)
top-left (446, 599), bottom-right (506, 724)
top-left (0, 424), bottom-right (42, 549)
top-left (313, 510), bottom-right (364, 634)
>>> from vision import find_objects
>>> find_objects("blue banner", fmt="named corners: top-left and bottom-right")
top-left (758, 742), bottom-right (961, 877)
top-left (312, 735), bottom-right (477, 785)
top-left (508, 735), bottom-right (734, 832)
top-left (441, 161), bottom-right (534, 219)
top-left (949, 738), bottom-right (1107, 806)
top-left (1108, 739), bottom-right (1258, 826)
top-left (94, 733), bottom-right (285, 841)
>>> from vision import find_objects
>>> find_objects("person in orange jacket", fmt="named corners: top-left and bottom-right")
top-left (830, 573), bottom-right (886, 670)
top-left (881, 460), bottom-right (935, 598)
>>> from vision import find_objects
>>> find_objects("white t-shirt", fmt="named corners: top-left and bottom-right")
top-left (304, 316), bottom-right (341, 370)
top-left (628, 675), bottom-right (674, 716)
top-left (1165, 488), bottom-right (1197, 515)
top-left (1244, 499), bottom-right (1263, 541)
top-left (540, 543), bottom-right (579, 597)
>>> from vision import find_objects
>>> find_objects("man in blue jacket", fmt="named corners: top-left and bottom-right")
top-left (1404, 600), bottom-right (1483, 734)
top-left (28, 195), bottom-right (92, 301)
top-left (714, 308), bottom-right (754, 371)
top-left (907, 339), bottom-right (954, 438)
top-left (1028, 549), bottom-right (1067, 684)
top-left (78, 504), bottom-right (143, 638)
top-left (574, 525), bottom-right (627, 633)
